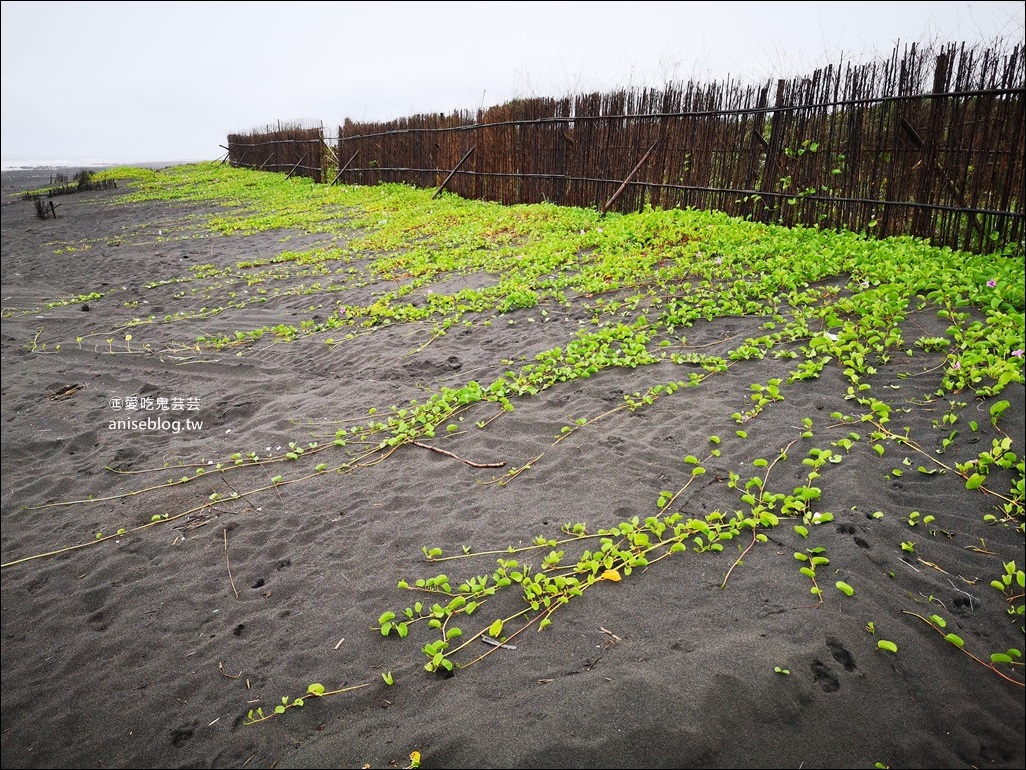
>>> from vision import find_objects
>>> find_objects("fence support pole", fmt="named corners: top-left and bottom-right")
top-left (258, 153), bottom-right (275, 171)
top-left (601, 141), bottom-right (658, 215)
top-left (331, 150), bottom-right (360, 185)
top-left (433, 146), bottom-right (475, 199)
top-left (286, 154), bottom-right (308, 180)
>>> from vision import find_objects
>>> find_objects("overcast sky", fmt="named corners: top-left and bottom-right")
top-left (2, 1), bottom-right (1023, 166)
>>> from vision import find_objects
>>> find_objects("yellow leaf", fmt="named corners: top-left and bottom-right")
top-left (600, 569), bottom-right (622, 582)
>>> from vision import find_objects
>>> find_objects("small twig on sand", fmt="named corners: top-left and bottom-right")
top-left (224, 528), bottom-right (239, 599)
top-left (412, 440), bottom-right (505, 468)
top-left (222, 476), bottom-right (260, 512)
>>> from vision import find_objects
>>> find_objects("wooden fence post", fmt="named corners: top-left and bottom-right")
top-left (756, 79), bottom-right (790, 224)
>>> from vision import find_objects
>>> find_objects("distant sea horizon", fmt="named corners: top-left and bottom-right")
top-left (1, 158), bottom-right (210, 172)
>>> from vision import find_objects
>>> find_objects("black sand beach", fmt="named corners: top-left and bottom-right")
top-left (1, 165), bottom-right (1023, 770)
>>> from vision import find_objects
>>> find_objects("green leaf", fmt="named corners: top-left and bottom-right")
top-left (307, 683), bottom-right (325, 696)
top-left (877, 639), bottom-right (898, 653)
top-left (944, 633), bottom-right (964, 648)
top-left (835, 581), bottom-right (854, 596)
top-left (989, 400), bottom-right (1010, 420)
top-left (488, 619), bottom-right (503, 638)
top-left (965, 473), bottom-right (985, 490)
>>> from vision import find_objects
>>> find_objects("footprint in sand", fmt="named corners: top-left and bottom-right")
top-left (812, 638), bottom-right (857, 691)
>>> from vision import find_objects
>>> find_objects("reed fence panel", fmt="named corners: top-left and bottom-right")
top-left (328, 42), bottom-right (1021, 253)
top-left (227, 123), bottom-right (326, 182)
top-left (227, 41), bottom-right (1022, 253)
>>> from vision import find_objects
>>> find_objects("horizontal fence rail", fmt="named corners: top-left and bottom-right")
top-left (228, 42), bottom-right (1024, 254)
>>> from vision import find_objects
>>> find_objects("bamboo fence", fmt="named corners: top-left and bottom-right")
top-left (227, 42), bottom-right (1024, 254)
top-left (226, 122), bottom-right (329, 183)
